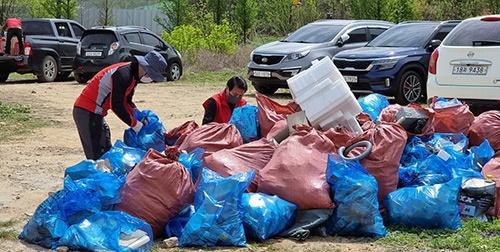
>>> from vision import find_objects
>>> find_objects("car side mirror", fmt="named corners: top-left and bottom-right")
top-left (337, 34), bottom-right (350, 46)
top-left (428, 39), bottom-right (441, 51)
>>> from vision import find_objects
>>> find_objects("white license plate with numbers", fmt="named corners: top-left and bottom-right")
top-left (254, 71), bottom-right (271, 78)
top-left (452, 65), bottom-right (488, 75)
top-left (343, 75), bottom-right (358, 83)
top-left (85, 51), bottom-right (102, 57)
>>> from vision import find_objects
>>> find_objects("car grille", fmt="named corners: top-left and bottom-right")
top-left (252, 54), bottom-right (284, 65)
top-left (334, 59), bottom-right (373, 70)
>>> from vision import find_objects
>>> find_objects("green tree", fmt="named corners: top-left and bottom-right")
top-left (255, 0), bottom-right (296, 36)
top-left (385, 0), bottom-right (418, 23)
top-left (234, 0), bottom-right (257, 43)
top-left (207, 0), bottom-right (230, 25)
top-left (155, 0), bottom-right (194, 32)
top-left (95, 0), bottom-right (116, 26)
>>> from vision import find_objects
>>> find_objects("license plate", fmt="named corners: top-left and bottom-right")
top-left (85, 51), bottom-right (102, 57)
top-left (452, 65), bottom-right (488, 75)
top-left (253, 70), bottom-right (271, 78)
top-left (344, 75), bottom-right (358, 83)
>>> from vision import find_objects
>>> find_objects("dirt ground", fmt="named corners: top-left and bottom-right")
top-left (0, 78), bottom-right (393, 252)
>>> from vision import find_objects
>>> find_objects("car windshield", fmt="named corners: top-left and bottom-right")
top-left (282, 24), bottom-right (344, 43)
top-left (443, 19), bottom-right (500, 46)
top-left (366, 23), bottom-right (438, 47)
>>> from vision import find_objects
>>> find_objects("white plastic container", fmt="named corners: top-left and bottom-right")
top-left (287, 57), bottom-right (362, 134)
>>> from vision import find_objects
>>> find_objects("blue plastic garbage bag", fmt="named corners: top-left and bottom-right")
top-left (399, 154), bottom-right (453, 187)
top-left (58, 211), bottom-right (153, 252)
top-left (165, 205), bottom-right (195, 238)
top-left (179, 168), bottom-right (256, 247)
top-left (325, 153), bottom-right (387, 237)
top-left (178, 147), bottom-right (205, 184)
top-left (124, 109), bottom-right (166, 152)
top-left (99, 140), bottom-right (147, 175)
top-left (64, 159), bottom-right (99, 181)
top-left (358, 93), bottom-right (390, 121)
top-left (229, 104), bottom-right (260, 143)
top-left (241, 192), bottom-right (297, 241)
top-left (385, 178), bottom-right (462, 230)
top-left (469, 139), bottom-right (495, 172)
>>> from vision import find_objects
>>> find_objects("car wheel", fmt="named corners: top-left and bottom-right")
top-left (252, 82), bottom-right (278, 95)
top-left (74, 72), bottom-right (90, 84)
top-left (37, 55), bottom-right (58, 82)
top-left (166, 62), bottom-right (181, 81)
top-left (395, 70), bottom-right (424, 105)
top-left (0, 72), bottom-right (9, 83)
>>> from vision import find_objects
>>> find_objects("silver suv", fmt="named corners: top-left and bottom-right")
top-left (247, 19), bottom-right (394, 94)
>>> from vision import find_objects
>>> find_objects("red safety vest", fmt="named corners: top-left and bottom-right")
top-left (5, 18), bottom-right (22, 29)
top-left (203, 90), bottom-right (247, 123)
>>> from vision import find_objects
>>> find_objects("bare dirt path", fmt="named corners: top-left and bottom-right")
top-left (0, 79), bottom-right (392, 252)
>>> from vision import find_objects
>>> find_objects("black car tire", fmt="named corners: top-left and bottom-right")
top-left (37, 55), bottom-right (58, 82)
top-left (166, 62), bottom-right (181, 81)
top-left (395, 70), bottom-right (424, 105)
top-left (0, 72), bottom-right (9, 83)
top-left (252, 82), bottom-right (278, 95)
top-left (74, 72), bottom-right (90, 84)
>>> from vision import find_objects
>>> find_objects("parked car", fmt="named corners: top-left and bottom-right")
top-left (427, 15), bottom-right (500, 108)
top-left (333, 20), bottom-right (460, 104)
top-left (0, 18), bottom-right (85, 83)
top-left (73, 26), bottom-right (182, 84)
top-left (247, 19), bottom-right (395, 94)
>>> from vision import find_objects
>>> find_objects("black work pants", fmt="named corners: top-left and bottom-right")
top-left (5, 28), bottom-right (23, 55)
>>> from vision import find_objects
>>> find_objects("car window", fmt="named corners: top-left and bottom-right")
top-left (123, 32), bottom-right (141, 44)
top-left (22, 21), bottom-right (54, 36)
top-left (368, 28), bottom-right (388, 40)
top-left (444, 19), bottom-right (500, 46)
top-left (81, 31), bottom-right (118, 47)
top-left (56, 22), bottom-right (71, 37)
top-left (282, 24), bottom-right (344, 43)
top-left (432, 26), bottom-right (455, 41)
top-left (367, 23), bottom-right (438, 47)
top-left (345, 28), bottom-right (367, 44)
top-left (141, 32), bottom-right (164, 48)
top-left (71, 23), bottom-right (85, 39)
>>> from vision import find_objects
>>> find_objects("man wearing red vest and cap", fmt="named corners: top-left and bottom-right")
top-left (202, 76), bottom-right (248, 124)
top-left (73, 50), bottom-right (167, 160)
top-left (1, 17), bottom-right (23, 56)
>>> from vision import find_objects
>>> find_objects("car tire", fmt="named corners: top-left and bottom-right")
top-left (395, 70), bottom-right (424, 105)
top-left (37, 55), bottom-right (58, 82)
top-left (74, 72), bottom-right (90, 84)
top-left (252, 82), bottom-right (278, 95)
top-left (166, 62), bottom-right (181, 81)
top-left (0, 72), bottom-right (9, 83)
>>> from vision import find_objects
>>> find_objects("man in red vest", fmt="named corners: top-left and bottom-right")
top-left (1, 17), bottom-right (23, 55)
top-left (202, 76), bottom-right (248, 124)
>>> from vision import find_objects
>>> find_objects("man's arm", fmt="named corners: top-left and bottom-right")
top-left (202, 98), bottom-right (217, 125)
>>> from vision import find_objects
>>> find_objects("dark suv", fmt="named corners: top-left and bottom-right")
top-left (333, 21), bottom-right (460, 104)
top-left (73, 26), bottom-right (182, 83)
top-left (247, 19), bottom-right (394, 94)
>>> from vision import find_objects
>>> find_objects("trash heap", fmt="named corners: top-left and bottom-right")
top-left (18, 58), bottom-right (500, 252)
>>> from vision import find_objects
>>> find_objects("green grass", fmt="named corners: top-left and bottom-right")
top-left (0, 101), bottom-right (46, 141)
top-left (0, 219), bottom-right (19, 240)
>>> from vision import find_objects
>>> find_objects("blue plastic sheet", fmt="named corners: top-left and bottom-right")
top-left (357, 93), bottom-right (390, 121)
top-left (325, 153), bottom-right (387, 237)
top-left (178, 147), bottom-right (205, 184)
top-left (385, 178), bottom-right (463, 230)
top-left (99, 140), bottom-right (147, 175)
top-left (58, 211), bottom-right (153, 252)
top-left (229, 104), bottom-right (260, 143)
top-left (179, 168), bottom-right (256, 247)
top-left (241, 192), bottom-right (297, 241)
top-left (124, 109), bottom-right (166, 152)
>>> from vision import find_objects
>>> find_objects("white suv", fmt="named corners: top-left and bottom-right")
top-left (427, 15), bottom-right (500, 108)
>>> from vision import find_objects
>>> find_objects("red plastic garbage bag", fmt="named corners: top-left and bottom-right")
top-left (178, 122), bottom-right (243, 159)
top-left (343, 121), bottom-right (408, 211)
top-left (428, 96), bottom-right (475, 135)
top-left (481, 152), bottom-right (500, 217)
top-left (258, 125), bottom-right (336, 210)
top-left (114, 149), bottom-right (195, 238)
top-left (469, 110), bottom-right (500, 152)
top-left (164, 120), bottom-right (199, 147)
top-left (203, 138), bottom-right (278, 192)
top-left (256, 94), bottom-right (300, 138)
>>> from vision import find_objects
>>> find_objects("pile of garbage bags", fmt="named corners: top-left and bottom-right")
top-left (18, 93), bottom-right (500, 251)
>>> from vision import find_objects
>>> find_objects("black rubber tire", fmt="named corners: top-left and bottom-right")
top-left (252, 82), bottom-right (278, 95)
top-left (74, 72), bottom-right (90, 84)
top-left (37, 55), bottom-right (58, 82)
top-left (0, 72), bottom-right (9, 83)
top-left (166, 62), bottom-right (182, 81)
top-left (395, 70), bottom-right (424, 105)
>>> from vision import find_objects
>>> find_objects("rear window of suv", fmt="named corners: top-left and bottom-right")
top-left (81, 31), bottom-right (118, 47)
top-left (443, 19), bottom-right (500, 46)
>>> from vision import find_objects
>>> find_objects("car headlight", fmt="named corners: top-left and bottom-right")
top-left (283, 50), bottom-right (310, 62)
top-left (372, 56), bottom-right (406, 70)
